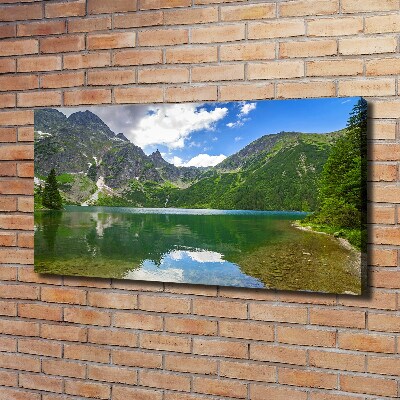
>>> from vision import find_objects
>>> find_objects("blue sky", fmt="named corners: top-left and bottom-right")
top-left (59, 97), bottom-right (360, 167)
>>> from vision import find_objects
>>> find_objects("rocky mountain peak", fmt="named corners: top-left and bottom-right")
top-left (68, 110), bottom-right (115, 138)
top-left (149, 149), bottom-right (169, 168)
top-left (116, 132), bottom-right (129, 142)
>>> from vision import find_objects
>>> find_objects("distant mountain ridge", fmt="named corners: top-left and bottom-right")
top-left (34, 108), bottom-right (341, 211)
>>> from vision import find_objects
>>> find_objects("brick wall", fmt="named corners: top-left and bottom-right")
top-left (0, 0), bottom-right (399, 399)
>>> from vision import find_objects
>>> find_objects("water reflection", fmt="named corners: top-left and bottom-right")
top-left (34, 206), bottom-right (361, 293)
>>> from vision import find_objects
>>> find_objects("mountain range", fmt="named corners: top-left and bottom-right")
top-left (34, 108), bottom-right (341, 212)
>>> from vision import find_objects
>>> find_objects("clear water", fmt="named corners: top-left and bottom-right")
top-left (34, 206), bottom-right (361, 294)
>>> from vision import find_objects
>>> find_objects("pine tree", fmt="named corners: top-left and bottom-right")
top-left (42, 169), bottom-right (63, 210)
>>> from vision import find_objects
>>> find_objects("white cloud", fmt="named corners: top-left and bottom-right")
top-left (127, 104), bottom-right (228, 150)
top-left (234, 136), bottom-right (242, 142)
top-left (184, 153), bottom-right (226, 168)
top-left (226, 101), bottom-right (256, 129)
top-left (239, 102), bottom-right (256, 116)
top-left (169, 156), bottom-right (184, 167)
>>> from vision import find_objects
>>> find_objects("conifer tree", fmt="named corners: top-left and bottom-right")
top-left (42, 168), bottom-right (63, 210)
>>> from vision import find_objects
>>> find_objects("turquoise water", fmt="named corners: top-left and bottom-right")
top-left (34, 206), bottom-right (361, 293)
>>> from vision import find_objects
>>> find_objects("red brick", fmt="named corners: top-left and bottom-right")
top-left (41, 287), bottom-right (86, 305)
top-left (138, 67), bottom-right (189, 83)
top-left (0, 59), bottom-right (15, 74)
top-left (250, 303), bottom-right (307, 324)
top-left (277, 81), bottom-right (336, 99)
top-left (0, 370), bottom-right (17, 387)
top-left (0, 93), bottom-right (15, 108)
top-left (87, 32), bottom-right (136, 50)
top-left (18, 338), bottom-right (62, 358)
top-left (115, 87), bottom-right (163, 104)
top-left (279, 367), bottom-right (337, 389)
top-left (112, 348), bottom-right (162, 368)
top-left (64, 343), bottom-right (109, 363)
top-left (18, 21), bottom-right (65, 37)
top-left (64, 307), bottom-right (111, 326)
top-left (250, 343), bottom-right (307, 365)
top-left (45, 0), bottom-right (86, 18)
top-left (249, 20), bottom-right (305, 39)
top-left (42, 359), bottom-right (86, 378)
top-left (40, 35), bottom-right (85, 53)
top-left (220, 360), bottom-right (275, 382)
top-left (342, 0), bottom-right (399, 13)
top-left (113, 386), bottom-right (162, 400)
top-left (192, 64), bottom-right (244, 82)
top-left (140, 294), bottom-right (191, 314)
top-left (0, 74), bottom-right (38, 91)
top-left (219, 320), bottom-right (274, 341)
top-left (0, 249), bottom-right (33, 264)
top-left (310, 350), bottom-right (365, 372)
top-left (280, 0), bottom-right (338, 17)
top-left (113, 49), bottom-right (162, 66)
top-left (166, 46), bottom-right (217, 64)
top-left (368, 355), bottom-right (400, 376)
top-left (0, 24), bottom-right (16, 39)
top-left (114, 12), bottom-right (163, 28)
top-left (222, 3), bottom-right (275, 21)
top-left (18, 303), bottom-right (62, 321)
top-left (0, 232), bottom-right (16, 247)
top-left (0, 337), bottom-right (16, 352)
top-left (64, 89), bottom-right (111, 105)
top-left (0, 163), bottom-right (16, 177)
top-left (0, 352), bottom-right (40, 372)
top-left (340, 374), bottom-right (397, 397)
top-left (192, 24), bottom-right (244, 43)
top-left (65, 380), bottom-right (111, 399)
top-left (41, 323), bottom-right (87, 342)
top-left (88, 291), bottom-right (137, 309)
top-left (114, 312), bottom-right (163, 331)
top-left (138, 28), bottom-right (188, 46)
top-left (164, 354), bottom-right (217, 375)
top-left (87, 69), bottom-right (135, 86)
top-left (0, 127), bottom-right (16, 142)
top-left (0, 110), bottom-right (33, 125)
top-left (0, 318), bottom-right (39, 337)
top-left (310, 308), bottom-right (365, 328)
top-left (277, 326), bottom-right (336, 347)
top-left (18, 267), bottom-right (62, 285)
top-left (164, 7), bottom-right (218, 25)
top-left (41, 71), bottom-right (85, 89)
top-left (193, 338), bottom-right (247, 359)
top-left (88, 328), bottom-right (138, 347)
top-left (88, 0), bottom-right (137, 14)
top-left (369, 164), bottom-right (397, 182)
top-left (0, 215), bottom-right (33, 230)
top-left (251, 384), bottom-right (307, 400)
top-left (219, 83), bottom-right (274, 101)
top-left (19, 373), bottom-right (63, 393)
top-left (165, 316), bottom-right (217, 335)
top-left (192, 376), bottom-right (247, 398)
top-left (88, 364), bottom-right (137, 384)
top-left (0, 3), bottom-right (42, 22)
top-left (368, 313), bottom-right (400, 332)
top-left (0, 196), bottom-right (16, 211)
top-left (0, 300), bottom-right (16, 316)
top-left (0, 388), bottom-right (40, 400)
top-left (339, 331), bottom-right (395, 353)
top-left (140, 370), bottom-right (191, 392)
top-left (17, 55), bottom-right (61, 72)
top-left (165, 86), bottom-right (217, 102)
top-left (18, 127), bottom-right (34, 142)
top-left (68, 16), bottom-right (111, 33)
top-left (64, 52), bottom-right (110, 69)
top-left (18, 91), bottom-right (62, 107)
top-left (140, 0), bottom-right (190, 10)
top-left (140, 333), bottom-right (191, 353)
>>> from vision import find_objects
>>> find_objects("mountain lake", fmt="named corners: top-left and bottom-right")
top-left (34, 206), bottom-right (361, 294)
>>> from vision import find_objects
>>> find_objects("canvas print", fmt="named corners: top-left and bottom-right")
top-left (34, 97), bottom-right (367, 295)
